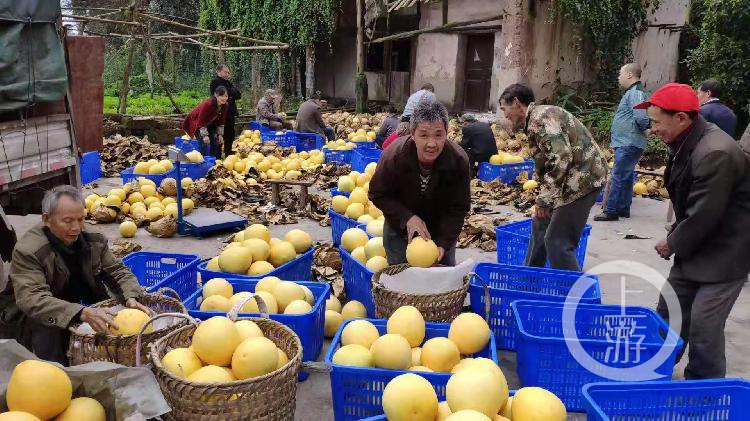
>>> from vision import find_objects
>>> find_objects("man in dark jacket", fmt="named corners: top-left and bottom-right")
top-left (697, 79), bottom-right (737, 137)
top-left (375, 105), bottom-right (400, 147)
top-left (210, 64), bottom-right (242, 157)
top-left (638, 83), bottom-right (750, 379)
top-left (0, 186), bottom-right (148, 365)
top-left (295, 93), bottom-right (334, 140)
top-left (459, 114), bottom-right (498, 173)
top-left (369, 100), bottom-right (471, 266)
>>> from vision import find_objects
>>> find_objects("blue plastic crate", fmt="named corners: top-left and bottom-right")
top-left (512, 300), bottom-right (683, 411)
top-left (121, 251), bottom-right (201, 300)
top-left (338, 245), bottom-right (375, 317)
top-left (330, 188), bottom-right (350, 198)
top-left (495, 218), bottom-right (591, 268)
top-left (469, 262), bottom-right (601, 351)
top-left (286, 131), bottom-right (325, 152)
top-left (477, 160), bottom-right (535, 183)
top-left (79, 151), bottom-right (102, 184)
top-left (330, 208), bottom-right (360, 246)
top-left (582, 379), bottom-right (750, 421)
top-left (174, 137), bottom-right (202, 153)
top-left (196, 247), bottom-right (315, 283)
top-left (184, 278), bottom-right (329, 367)
top-left (249, 121), bottom-right (271, 132)
top-left (325, 318), bottom-right (499, 421)
top-left (351, 148), bottom-right (381, 173)
top-left (325, 149), bottom-right (353, 165)
top-left (178, 156), bottom-right (216, 180)
top-left (260, 130), bottom-right (293, 146)
top-left (121, 166), bottom-right (178, 186)
top-left (352, 141), bottom-right (375, 149)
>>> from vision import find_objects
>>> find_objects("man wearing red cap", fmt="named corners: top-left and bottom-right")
top-left (637, 83), bottom-right (750, 379)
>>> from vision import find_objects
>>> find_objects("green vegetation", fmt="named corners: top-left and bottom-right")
top-left (103, 91), bottom-right (204, 115)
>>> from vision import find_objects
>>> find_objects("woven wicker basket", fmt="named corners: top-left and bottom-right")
top-left (68, 289), bottom-right (188, 366)
top-left (372, 263), bottom-right (469, 322)
top-left (148, 296), bottom-right (302, 421)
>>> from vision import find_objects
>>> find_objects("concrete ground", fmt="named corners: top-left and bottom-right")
top-left (4, 181), bottom-right (749, 420)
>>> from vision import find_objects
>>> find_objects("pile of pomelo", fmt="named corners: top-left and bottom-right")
top-left (198, 276), bottom-right (315, 315)
top-left (1, 360), bottom-right (106, 421)
top-left (331, 163), bottom-right (382, 222)
top-left (204, 224), bottom-right (312, 276)
top-left (323, 298), bottom-right (368, 338)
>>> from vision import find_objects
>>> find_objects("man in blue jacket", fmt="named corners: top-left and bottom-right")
top-left (595, 63), bottom-right (650, 221)
top-left (697, 79), bottom-right (737, 137)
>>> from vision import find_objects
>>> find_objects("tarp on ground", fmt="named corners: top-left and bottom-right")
top-left (0, 0), bottom-right (68, 112)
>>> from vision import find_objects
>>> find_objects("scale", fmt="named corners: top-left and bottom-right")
top-left (168, 146), bottom-right (247, 237)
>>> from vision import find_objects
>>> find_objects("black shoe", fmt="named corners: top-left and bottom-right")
top-left (594, 212), bottom-right (619, 221)
top-left (618, 210), bottom-right (631, 218)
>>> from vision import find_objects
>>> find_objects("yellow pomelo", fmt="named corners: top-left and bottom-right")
top-left (356, 173), bottom-right (371, 187)
top-left (218, 246), bottom-right (253, 274)
top-left (110, 188), bottom-right (127, 201)
top-left (104, 195), bottom-right (121, 207)
top-left (633, 181), bottom-right (648, 195)
top-left (284, 229), bottom-right (312, 253)
top-left (191, 316), bottom-right (241, 366)
top-left (181, 198), bottom-right (195, 211)
top-left (365, 162), bottom-right (377, 175)
top-left (277, 348), bottom-right (289, 369)
top-left (522, 180), bottom-right (539, 190)
top-left (161, 347), bottom-right (203, 378)
top-left (421, 337), bottom-right (461, 373)
top-left (248, 261), bottom-right (274, 276)
top-left (185, 150), bottom-right (204, 163)
top-left (368, 205), bottom-right (383, 219)
top-left (256, 276), bottom-right (282, 294)
top-left (332, 195), bottom-right (349, 214)
top-left (510, 387), bottom-right (566, 421)
top-left (446, 368), bottom-right (508, 418)
top-left (231, 337), bottom-right (278, 380)
top-left (235, 320), bottom-right (264, 341)
top-left (200, 295), bottom-right (232, 312)
top-left (300, 285), bottom-right (315, 305)
top-left (269, 241), bottom-right (297, 267)
top-left (284, 299), bottom-right (312, 314)
top-left (437, 401), bottom-right (453, 420)
top-left (206, 257), bottom-right (220, 271)
top-left (451, 358), bottom-right (475, 374)
top-left (326, 295), bottom-right (342, 312)
top-left (446, 410), bottom-right (492, 421)
top-left (406, 237), bottom-right (440, 268)
top-left (241, 238), bottom-right (271, 261)
top-left (364, 237), bottom-right (386, 259)
top-left (269, 237), bottom-right (282, 247)
top-left (203, 278), bottom-right (233, 299)
top-left (159, 159), bottom-right (174, 172)
top-left (337, 176), bottom-right (355, 193)
top-left (357, 214), bottom-right (374, 224)
top-left (382, 373), bottom-right (439, 421)
top-left (145, 207), bottom-right (163, 222)
top-left (187, 365), bottom-right (236, 383)
top-left (366, 256), bottom-right (388, 272)
top-left (244, 224), bottom-right (271, 243)
top-left (181, 177), bottom-right (193, 189)
top-left (341, 319), bottom-right (380, 348)
top-left (489, 154), bottom-right (503, 165)
top-left (233, 231), bottom-right (246, 242)
top-left (162, 197), bottom-right (177, 206)
top-left (6, 360), bottom-right (72, 420)
top-left (111, 308), bottom-right (152, 336)
top-left (371, 334), bottom-right (412, 369)
top-left (324, 310), bottom-right (344, 337)
top-left (349, 187), bottom-right (368, 205)
top-left (332, 344), bottom-right (373, 367)
top-left (409, 366), bottom-right (434, 372)
top-left (140, 184), bottom-right (157, 198)
top-left (411, 347), bottom-right (422, 366)
top-left (119, 221), bottom-right (137, 238)
top-left (499, 396), bottom-right (513, 419)
top-left (345, 203), bottom-right (365, 219)
top-left (54, 397), bottom-right (105, 421)
top-left (351, 247), bottom-right (368, 265)
top-left (134, 161), bottom-right (151, 174)
top-left (272, 281), bottom-right (306, 312)
top-left (254, 291), bottom-right (279, 314)
top-left (503, 155), bottom-right (524, 164)
top-left (127, 192), bottom-right (144, 204)
top-left (341, 228), bottom-right (369, 252)
top-left (449, 313), bottom-right (491, 354)
top-left (349, 170), bottom-right (361, 179)
top-left (366, 219), bottom-right (384, 237)
top-left (387, 306), bottom-right (426, 347)
top-left (0, 412), bottom-right (41, 421)
top-left (341, 300), bottom-right (367, 320)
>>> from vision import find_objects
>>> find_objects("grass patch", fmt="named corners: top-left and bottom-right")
top-left (104, 91), bottom-right (204, 115)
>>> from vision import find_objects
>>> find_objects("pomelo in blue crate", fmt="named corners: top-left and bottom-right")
top-left (382, 373), bottom-right (439, 421)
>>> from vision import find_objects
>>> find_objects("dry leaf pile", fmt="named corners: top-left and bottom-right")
top-left (112, 239), bottom-right (142, 259)
top-left (322, 112), bottom-right (386, 139)
top-left (458, 214), bottom-right (510, 251)
top-left (302, 163), bottom-right (353, 189)
top-left (101, 134), bottom-right (167, 176)
top-left (636, 171), bottom-right (668, 199)
top-left (313, 243), bottom-right (344, 298)
top-left (470, 179), bottom-right (536, 211)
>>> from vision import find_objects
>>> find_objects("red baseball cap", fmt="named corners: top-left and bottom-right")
top-left (633, 83), bottom-right (700, 112)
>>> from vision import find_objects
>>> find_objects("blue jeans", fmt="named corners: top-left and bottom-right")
top-left (605, 145), bottom-right (643, 215)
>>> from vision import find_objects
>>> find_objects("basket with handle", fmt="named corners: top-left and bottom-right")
top-left (67, 288), bottom-right (189, 366)
top-left (148, 294), bottom-right (302, 421)
top-left (371, 264), bottom-right (469, 322)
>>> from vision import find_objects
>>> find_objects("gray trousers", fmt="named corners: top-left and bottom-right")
top-left (383, 221), bottom-right (456, 266)
top-left (656, 275), bottom-right (744, 379)
top-left (525, 189), bottom-right (599, 271)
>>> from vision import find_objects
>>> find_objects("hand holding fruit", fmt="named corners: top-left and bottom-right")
top-left (126, 298), bottom-right (153, 316)
top-left (80, 307), bottom-right (118, 333)
top-left (406, 215), bottom-right (430, 241)
top-left (202, 135), bottom-right (210, 144)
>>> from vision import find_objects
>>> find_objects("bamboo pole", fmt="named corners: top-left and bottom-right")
top-left (118, 3), bottom-right (138, 114)
top-left (356, 0), bottom-right (368, 113)
top-left (140, 26), bottom-right (183, 113)
top-left (63, 14), bottom-right (143, 26)
top-left (368, 13), bottom-right (503, 43)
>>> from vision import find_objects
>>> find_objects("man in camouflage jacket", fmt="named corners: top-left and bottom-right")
top-left (499, 84), bottom-right (607, 270)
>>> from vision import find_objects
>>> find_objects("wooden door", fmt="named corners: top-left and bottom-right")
top-left (463, 34), bottom-right (495, 112)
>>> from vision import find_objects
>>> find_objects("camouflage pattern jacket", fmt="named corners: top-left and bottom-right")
top-left (525, 103), bottom-right (608, 209)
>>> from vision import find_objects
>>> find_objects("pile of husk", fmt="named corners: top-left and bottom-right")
top-left (112, 239), bottom-right (142, 259)
top-left (233, 140), bottom-right (295, 160)
top-left (636, 169), bottom-right (669, 199)
top-left (100, 134), bottom-right (167, 176)
top-left (457, 214), bottom-right (510, 251)
top-left (322, 111), bottom-right (386, 139)
top-left (312, 244), bottom-right (344, 298)
top-left (469, 178), bottom-right (536, 211)
top-left (146, 216), bottom-right (178, 237)
top-left (301, 163), bottom-right (353, 189)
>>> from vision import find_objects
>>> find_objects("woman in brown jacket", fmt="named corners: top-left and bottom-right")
top-left (368, 99), bottom-right (471, 266)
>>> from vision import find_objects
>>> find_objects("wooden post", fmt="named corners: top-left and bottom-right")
top-left (305, 45), bottom-right (315, 98)
top-left (277, 49), bottom-right (285, 94)
top-left (118, 3), bottom-right (138, 114)
top-left (442, 0), bottom-right (449, 25)
top-left (218, 35), bottom-right (225, 64)
top-left (355, 0), bottom-right (368, 113)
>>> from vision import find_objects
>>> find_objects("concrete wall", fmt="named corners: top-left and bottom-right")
top-left (315, 32), bottom-right (358, 100)
top-left (633, 0), bottom-right (691, 91)
top-left (412, 33), bottom-right (463, 111)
